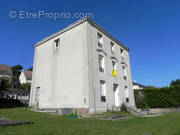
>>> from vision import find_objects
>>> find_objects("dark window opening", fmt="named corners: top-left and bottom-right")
top-left (126, 98), bottom-right (129, 103)
top-left (101, 96), bottom-right (106, 102)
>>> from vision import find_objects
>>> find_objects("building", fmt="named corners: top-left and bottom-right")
top-left (29, 18), bottom-right (136, 116)
top-left (19, 70), bottom-right (32, 84)
top-left (133, 81), bottom-right (146, 90)
top-left (0, 64), bottom-right (13, 85)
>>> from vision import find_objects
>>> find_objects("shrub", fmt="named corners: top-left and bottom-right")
top-left (135, 85), bottom-right (180, 108)
top-left (120, 103), bottom-right (127, 112)
top-left (21, 83), bottom-right (31, 91)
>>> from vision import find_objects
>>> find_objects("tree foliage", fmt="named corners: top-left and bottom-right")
top-left (11, 65), bottom-right (23, 77)
top-left (135, 85), bottom-right (180, 108)
top-left (11, 65), bottom-right (23, 89)
top-left (170, 79), bottom-right (180, 87)
top-left (28, 67), bottom-right (33, 71)
top-left (21, 83), bottom-right (31, 91)
top-left (0, 79), bottom-right (10, 91)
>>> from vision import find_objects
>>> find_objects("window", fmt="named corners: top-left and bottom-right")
top-left (97, 33), bottom-right (103, 47)
top-left (54, 38), bottom-right (60, 48)
top-left (35, 87), bottom-right (40, 101)
top-left (120, 48), bottom-right (124, 56)
top-left (99, 54), bottom-right (105, 72)
top-left (126, 98), bottom-right (129, 103)
top-left (112, 61), bottom-right (117, 70)
top-left (125, 86), bottom-right (129, 103)
top-left (112, 61), bottom-right (117, 77)
top-left (111, 42), bottom-right (115, 55)
top-left (122, 65), bottom-right (127, 79)
top-left (100, 80), bottom-right (106, 102)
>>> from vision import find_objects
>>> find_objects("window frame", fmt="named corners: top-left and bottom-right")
top-left (111, 41), bottom-right (115, 55)
top-left (97, 33), bottom-right (103, 48)
top-left (122, 65), bottom-right (127, 78)
top-left (99, 54), bottom-right (105, 73)
top-left (54, 38), bottom-right (60, 49)
top-left (100, 80), bottom-right (106, 102)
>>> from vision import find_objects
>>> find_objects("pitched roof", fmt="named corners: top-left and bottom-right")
top-left (0, 64), bottom-right (13, 76)
top-left (34, 17), bottom-right (129, 51)
top-left (23, 70), bottom-right (32, 80)
top-left (133, 82), bottom-right (146, 88)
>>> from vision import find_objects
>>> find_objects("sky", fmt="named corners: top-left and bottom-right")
top-left (0, 0), bottom-right (180, 87)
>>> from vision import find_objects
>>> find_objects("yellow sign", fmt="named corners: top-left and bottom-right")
top-left (113, 70), bottom-right (117, 77)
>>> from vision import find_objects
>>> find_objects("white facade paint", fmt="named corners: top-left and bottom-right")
top-left (19, 71), bottom-right (27, 84)
top-left (29, 18), bottom-right (136, 115)
top-left (19, 70), bottom-right (32, 84)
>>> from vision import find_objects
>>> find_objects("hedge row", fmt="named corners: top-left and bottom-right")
top-left (134, 85), bottom-right (180, 108)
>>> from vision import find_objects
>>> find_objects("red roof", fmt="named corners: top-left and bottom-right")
top-left (23, 70), bottom-right (32, 80)
top-left (0, 64), bottom-right (13, 76)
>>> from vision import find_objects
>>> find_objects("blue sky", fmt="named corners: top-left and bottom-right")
top-left (0, 0), bottom-right (180, 87)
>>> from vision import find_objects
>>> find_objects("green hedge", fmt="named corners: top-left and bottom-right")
top-left (134, 85), bottom-right (180, 108)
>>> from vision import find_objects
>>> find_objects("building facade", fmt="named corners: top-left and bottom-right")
top-left (133, 81), bottom-right (146, 90)
top-left (29, 18), bottom-right (135, 116)
top-left (0, 64), bottom-right (13, 85)
top-left (19, 70), bottom-right (32, 84)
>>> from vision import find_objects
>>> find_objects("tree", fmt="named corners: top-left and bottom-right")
top-left (11, 65), bottom-right (23, 89)
top-left (170, 79), bottom-right (180, 87)
top-left (28, 67), bottom-right (33, 71)
top-left (0, 79), bottom-right (10, 91)
top-left (21, 83), bottom-right (31, 91)
top-left (11, 65), bottom-right (23, 77)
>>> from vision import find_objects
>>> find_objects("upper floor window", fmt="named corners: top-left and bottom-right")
top-left (97, 33), bottom-right (103, 47)
top-left (99, 54), bottom-right (105, 73)
top-left (111, 42), bottom-right (115, 55)
top-left (54, 38), bottom-right (60, 48)
top-left (122, 65), bottom-right (127, 79)
top-left (112, 61), bottom-right (117, 70)
top-left (120, 48), bottom-right (124, 57)
top-left (112, 61), bottom-right (117, 77)
top-left (100, 80), bottom-right (106, 102)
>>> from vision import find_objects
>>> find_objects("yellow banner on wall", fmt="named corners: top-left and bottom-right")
top-left (113, 70), bottom-right (117, 77)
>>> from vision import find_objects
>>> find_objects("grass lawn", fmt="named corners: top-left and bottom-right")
top-left (0, 108), bottom-right (180, 135)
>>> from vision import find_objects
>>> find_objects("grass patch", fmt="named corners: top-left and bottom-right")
top-left (0, 107), bottom-right (180, 135)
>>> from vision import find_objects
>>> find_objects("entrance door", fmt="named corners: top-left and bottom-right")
top-left (113, 84), bottom-right (120, 107)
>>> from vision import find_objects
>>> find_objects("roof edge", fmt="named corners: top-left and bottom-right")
top-left (34, 17), bottom-right (129, 51)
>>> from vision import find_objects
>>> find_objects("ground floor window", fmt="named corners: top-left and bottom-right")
top-left (100, 80), bottom-right (106, 102)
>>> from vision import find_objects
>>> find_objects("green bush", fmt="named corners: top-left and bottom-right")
top-left (21, 83), bottom-right (31, 91)
top-left (120, 103), bottom-right (128, 112)
top-left (135, 85), bottom-right (180, 108)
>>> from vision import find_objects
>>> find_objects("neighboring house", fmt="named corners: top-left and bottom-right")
top-left (19, 70), bottom-right (32, 84)
top-left (0, 64), bottom-right (13, 85)
top-left (133, 81), bottom-right (146, 90)
top-left (29, 18), bottom-right (136, 116)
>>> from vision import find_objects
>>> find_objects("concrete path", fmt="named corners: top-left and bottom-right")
top-left (0, 117), bottom-right (33, 127)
